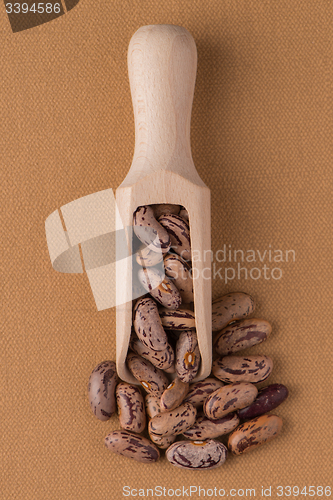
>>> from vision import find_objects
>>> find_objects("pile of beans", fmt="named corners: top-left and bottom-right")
top-left (88, 204), bottom-right (288, 470)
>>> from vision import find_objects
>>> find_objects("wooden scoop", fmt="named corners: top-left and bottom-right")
top-left (116, 24), bottom-right (211, 383)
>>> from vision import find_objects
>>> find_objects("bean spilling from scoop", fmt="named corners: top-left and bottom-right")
top-left (88, 204), bottom-right (289, 469)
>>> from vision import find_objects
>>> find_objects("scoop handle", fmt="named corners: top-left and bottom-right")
top-left (126, 24), bottom-right (201, 184)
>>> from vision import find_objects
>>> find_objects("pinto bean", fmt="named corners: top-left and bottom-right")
top-left (212, 292), bottom-right (255, 332)
top-left (88, 360), bottom-right (118, 421)
top-left (228, 414), bottom-right (283, 455)
top-left (104, 430), bottom-right (160, 463)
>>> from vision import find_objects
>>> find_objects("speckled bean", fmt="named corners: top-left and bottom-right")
top-left (130, 336), bottom-right (175, 371)
top-left (212, 292), bottom-right (255, 332)
top-left (138, 267), bottom-right (182, 309)
top-left (148, 429), bottom-right (176, 449)
top-left (214, 318), bottom-right (272, 356)
top-left (88, 360), bottom-right (118, 421)
top-left (126, 352), bottom-right (169, 395)
top-left (136, 244), bottom-right (164, 267)
top-left (160, 378), bottom-right (189, 412)
top-left (158, 214), bottom-right (191, 261)
top-left (166, 439), bottom-right (227, 470)
top-left (204, 382), bottom-right (258, 420)
top-left (238, 384), bottom-right (289, 420)
top-left (228, 414), bottom-right (283, 455)
top-left (116, 383), bottom-right (146, 433)
top-left (184, 378), bottom-right (224, 408)
top-left (133, 297), bottom-right (168, 351)
top-left (145, 394), bottom-right (161, 419)
top-left (159, 308), bottom-right (196, 330)
top-left (104, 430), bottom-right (160, 463)
top-left (176, 330), bottom-right (200, 382)
top-left (183, 412), bottom-right (240, 440)
top-left (179, 207), bottom-right (189, 221)
top-left (151, 204), bottom-right (181, 219)
top-left (133, 205), bottom-right (171, 253)
top-left (212, 355), bottom-right (273, 384)
top-left (164, 253), bottom-right (194, 303)
top-left (148, 403), bottom-right (197, 437)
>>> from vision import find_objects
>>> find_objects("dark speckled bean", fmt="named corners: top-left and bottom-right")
top-left (214, 318), bottom-right (272, 356)
top-left (116, 383), bottom-right (146, 433)
top-left (212, 293), bottom-right (255, 332)
top-left (130, 337), bottom-right (175, 371)
top-left (204, 382), bottom-right (258, 420)
top-left (133, 297), bottom-right (168, 351)
top-left (176, 330), bottom-right (200, 382)
top-left (212, 355), bottom-right (273, 384)
top-left (159, 308), bottom-right (196, 330)
top-left (158, 214), bottom-right (191, 261)
top-left (184, 378), bottom-right (224, 408)
top-left (148, 402), bottom-right (197, 437)
top-left (228, 414), bottom-right (283, 455)
top-left (183, 412), bottom-right (240, 440)
top-left (166, 439), bottom-right (227, 470)
top-left (138, 267), bottom-right (182, 309)
top-left (238, 384), bottom-right (289, 420)
top-left (160, 378), bottom-right (189, 412)
top-left (104, 430), bottom-right (160, 463)
top-left (133, 205), bottom-right (171, 254)
top-left (126, 352), bottom-right (169, 395)
top-left (88, 360), bottom-right (118, 421)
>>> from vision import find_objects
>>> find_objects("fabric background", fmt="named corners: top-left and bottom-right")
top-left (1, 1), bottom-right (332, 499)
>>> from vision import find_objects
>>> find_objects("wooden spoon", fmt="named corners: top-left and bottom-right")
top-left (116, 24), bottom-right (211, 383)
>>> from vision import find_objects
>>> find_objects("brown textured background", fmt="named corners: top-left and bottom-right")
top-left (1, 1), bottom-right (332, 499)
